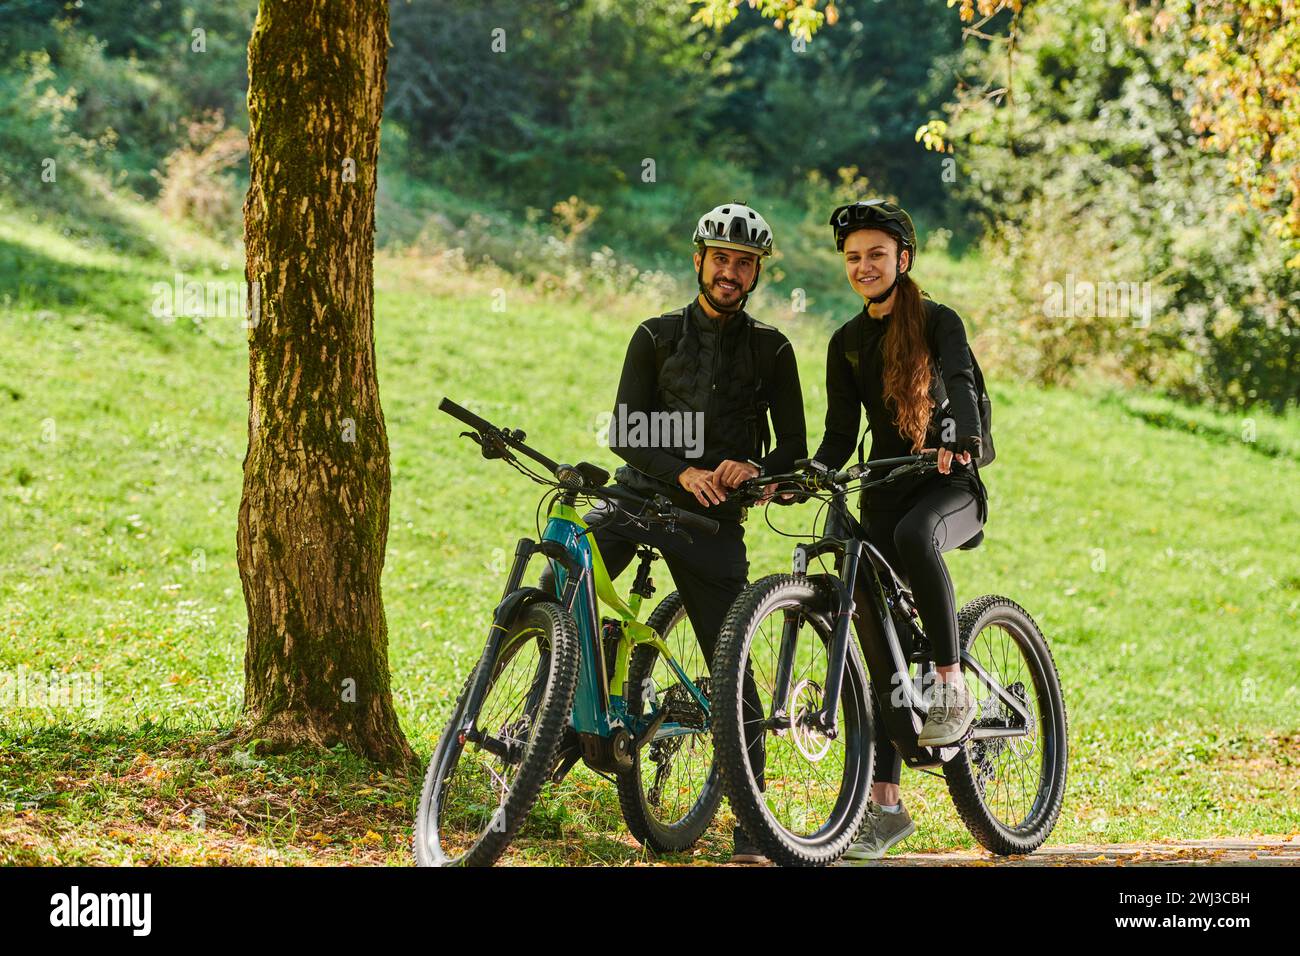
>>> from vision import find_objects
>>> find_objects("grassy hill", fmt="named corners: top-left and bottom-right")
top-left (1, 189), bottom-right (1297, 864)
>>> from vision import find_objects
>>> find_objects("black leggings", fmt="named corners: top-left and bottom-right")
top-left (864, 478), bottom-right (983, 786)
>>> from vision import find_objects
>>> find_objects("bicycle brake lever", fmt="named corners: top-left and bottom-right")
top-left (466, 429), bottom-right (508, 460)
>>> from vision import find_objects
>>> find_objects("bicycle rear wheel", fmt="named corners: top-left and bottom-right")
top-left (616, 590), bottom-right (722, 853)
top-left (944, 595), bottom-right (1068, 855)
top-left (713, 574), bottom-right (874, 866)
top-left (414, 600), bottom-right (580, 866)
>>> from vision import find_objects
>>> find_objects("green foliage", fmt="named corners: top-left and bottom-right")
top-left (0, 50), bottom-right (105, 197)
top-left (381, 0), bottom-right (971, 281)
top-left (387, 0), bottom-right (726, 206)
top-left (1139, 1), bottom-right (1300, 267)
top-left (717, 0), bottom-right (967, 227)
top-left (0, 0), bottom-right (254, 196)
top-left (938, 0), bottom-right (1299, 411)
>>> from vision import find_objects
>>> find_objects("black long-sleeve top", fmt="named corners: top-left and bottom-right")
top-left (813, 298), bottom-right (984, 511)
top-left (611, 303), bottom-right (807, 517)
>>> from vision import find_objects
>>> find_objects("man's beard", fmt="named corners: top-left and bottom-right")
top-left (709, 277), bottom-right (743, 308)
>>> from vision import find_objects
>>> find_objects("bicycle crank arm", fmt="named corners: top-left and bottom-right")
top-left (630, 709), bottom-right (667, 752)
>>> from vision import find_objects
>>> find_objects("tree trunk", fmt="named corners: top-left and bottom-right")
top-left (236, 0), bottom-right (413, 769)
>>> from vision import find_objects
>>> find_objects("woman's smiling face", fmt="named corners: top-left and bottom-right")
top-left (843, 228), bottom-right (909, 300)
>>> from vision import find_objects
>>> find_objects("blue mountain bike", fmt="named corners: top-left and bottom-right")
top-left (414, 399), bottom-right (723, 866)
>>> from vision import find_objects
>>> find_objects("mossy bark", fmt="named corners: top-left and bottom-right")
top-left (235, 0), bottom-right (413, 769)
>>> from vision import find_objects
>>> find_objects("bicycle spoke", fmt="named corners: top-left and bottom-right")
top-left (437, 629), bottom-right (551, 852)
top-left (635, 606), bottom-right (714, 830)
top-left (964, 620), bottom-right (1052, 829)
top-left (741, 603), bottom-right (854, 838)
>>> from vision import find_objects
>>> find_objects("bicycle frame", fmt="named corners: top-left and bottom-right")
top-left (779, 483), bottom-right (1033, 770)
top-left (458, 490), bottom-right (711, 768)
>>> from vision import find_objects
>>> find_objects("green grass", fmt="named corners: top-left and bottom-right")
top-left (1, 188), bottom-right (1297, 865)
top-left (1102, 389), bottom-right (1300, 462)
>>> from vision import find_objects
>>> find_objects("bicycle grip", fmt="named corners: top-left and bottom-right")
top-left (670, 507), bottom-right (720, 536)
top-left (439, 397), bottom-right (496, 434)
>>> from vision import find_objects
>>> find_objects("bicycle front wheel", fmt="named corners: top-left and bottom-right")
top-left (414, 600), bottom-right (580, 866)
top-left (713, 574), bottom-right (874, 866)
top-left (616, 590), bottom-right (722, 853)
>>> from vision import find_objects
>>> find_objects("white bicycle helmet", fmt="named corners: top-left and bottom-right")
top-left (693, 201), bottom-right (775, 257)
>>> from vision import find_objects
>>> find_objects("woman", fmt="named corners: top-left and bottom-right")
top-left (811, 199), bottom-right (988, 863)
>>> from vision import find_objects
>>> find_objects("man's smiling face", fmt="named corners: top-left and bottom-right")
top-left (695, 246), bottom-right (759, 310)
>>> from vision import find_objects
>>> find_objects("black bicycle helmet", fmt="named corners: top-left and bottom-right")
top-left (829, 199), bottom-right (917, 303)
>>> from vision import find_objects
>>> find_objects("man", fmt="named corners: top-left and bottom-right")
top-left (603, 201), bottom-right (807, 862)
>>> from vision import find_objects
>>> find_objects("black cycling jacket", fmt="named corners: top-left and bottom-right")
top-left (610, 300), bottom-right (807, 519)
top-left (813, 297), bottom-right (986, 514)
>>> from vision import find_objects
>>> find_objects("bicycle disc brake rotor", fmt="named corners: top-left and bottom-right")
top-left (969, 679), bottom-right (1033, 791)
top-left (789, 679), bottom-right (832, 762)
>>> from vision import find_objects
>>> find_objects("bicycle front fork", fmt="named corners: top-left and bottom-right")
top-left (768, 540), bottom-right (862, 739)
top-left (458, 536), bottom-right (581, 736)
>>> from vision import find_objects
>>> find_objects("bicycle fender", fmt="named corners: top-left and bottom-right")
top-left (492, 586), bottom-right (560, 633)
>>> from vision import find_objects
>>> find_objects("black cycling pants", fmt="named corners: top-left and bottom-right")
top-left (539, 496), bottom-right (766, 787)
top-left (864, 478), bottom-right (983, 786)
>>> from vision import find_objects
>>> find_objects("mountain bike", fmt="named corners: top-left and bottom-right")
top-left (414, 398), bottom-right (723, 866)
top-left (711, 454), bottom-right (1068, 866)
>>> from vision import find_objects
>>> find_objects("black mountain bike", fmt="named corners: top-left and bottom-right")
top-left (712, 454), bottom-right (1068, 866)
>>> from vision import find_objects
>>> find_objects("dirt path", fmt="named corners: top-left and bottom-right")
top-left (856, 835), bottom-right (1300, 866)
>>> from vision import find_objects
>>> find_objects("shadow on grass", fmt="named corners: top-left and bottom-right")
top-left (0, 723), bottom-right (742, 866)
top-left (4, 173), bottom-right (163, 261)
top-left (0, 236), bottom-right (172, 343)
top-left (0, 723), bottom-right (421, 864)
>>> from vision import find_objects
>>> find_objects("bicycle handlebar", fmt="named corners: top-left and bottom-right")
top-left (440, 397), bottom-right (717, 537)
top-left (439, 397), bottom-right (562, 476)
top-left (595, 484), bottom-right (719, 536)
top-left (730, 451), bottom-right (941, 505)
top-left (669, 507), bottom-right (721, 536)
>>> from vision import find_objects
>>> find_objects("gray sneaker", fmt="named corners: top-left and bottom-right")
top-left (839, 801), bottom-right (916, 862)
top-left (916, 680), bottom-right (977, 747)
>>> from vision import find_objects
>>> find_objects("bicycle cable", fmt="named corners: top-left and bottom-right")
top-left (534, 487), bottom-right (557, 541)
top-left (760, 493), bottom-right (827, 542)
top-left (503, 453), bottom-right (553, 487)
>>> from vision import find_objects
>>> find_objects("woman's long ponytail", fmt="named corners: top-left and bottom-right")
top-left (880, 272), bottom-right (933, 453)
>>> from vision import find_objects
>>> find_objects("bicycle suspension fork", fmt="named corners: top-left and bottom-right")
top-left (810, 540), bottom-right (861, 738)
top-left (458, 536), bottom-right (582, 738)
top-left (770, 539), bottom-right (862, 739)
